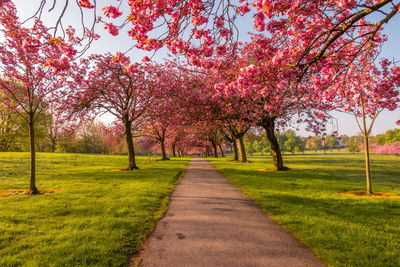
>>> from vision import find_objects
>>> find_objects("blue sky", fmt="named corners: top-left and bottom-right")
top-left (10, 0), bottom-right (400, 136)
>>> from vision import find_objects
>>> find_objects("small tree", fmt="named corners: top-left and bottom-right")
top-left (284, 131), bottom-right (304, 155)
top-left (0, 2), bottom-right (77, 193)
top-left (326, 58), bottom-right (400, 194)
top-left (347, 136), bottom-right (361, 154)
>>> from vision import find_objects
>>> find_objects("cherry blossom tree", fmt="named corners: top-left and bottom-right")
top-left (0, 1), bottom-right (77, 194)
top-left (141, 63), bottom-right (187, 160)
top-left (372, 142), bottom-right (400, 155)
top-left (323, 57), bottom-right (400, 194)
top-left (169, 125), bottom-right (186, 157)
top-left (68, 52), bottom-right (155, 170)
top-left (211, 36), bottom-right (329, 170)
top-left (31, 1), bottom-right (394, 64)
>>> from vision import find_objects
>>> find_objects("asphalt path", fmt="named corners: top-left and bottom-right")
top-left (138, 157), bottom-right (324, 267)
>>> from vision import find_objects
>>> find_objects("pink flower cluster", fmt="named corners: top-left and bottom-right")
top-left (372, 142), bottom-right (400, 155)
top-left (102, 5), bottom-right (122, 18)
top-left (78, 0), bottom-right (94, 9)
top-left (104, 23), bottom-right (119, 36)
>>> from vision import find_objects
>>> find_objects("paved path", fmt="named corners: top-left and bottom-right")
top-left (138, 158), bottom-right (324, 267)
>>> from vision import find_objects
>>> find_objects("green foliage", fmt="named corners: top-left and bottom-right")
top-left (284, 130), bottom-right (304, 154)
top-left (306, 136), bottom-right (323, 152)
top-left (0, 105), bottom-right (25, 151)
top-left (0, 103), bottom-right (51, 152)
top-left (376, 134), bottom-right (385, 145)
top-left (0, 152), bottom-right (190, 266)
top-left (340, 134), bottom-right (349, 145)
top-left (245, 130), bottom-right (306, 155)
top-left (375, 129), bottom-right (400, 146)
top-left (276, 132), bottom-right (288, 151)
top-left (208, 154), bottom-right (400, 267)
top-left (325, 135), bottom-right (339, 151)
top-left (347, 136), bottom-right (362, 154)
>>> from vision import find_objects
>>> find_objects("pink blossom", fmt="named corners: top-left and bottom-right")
top-left (237, 2), bottom-right (251, 15)
top-left (104, 23), bottom-right (119, 36)
top-left (78, 0), bottom-right (94, 9)
top-left (102, 5), bottom-right (122, 18)
top-left (112, 51), bottom-right (129, 64)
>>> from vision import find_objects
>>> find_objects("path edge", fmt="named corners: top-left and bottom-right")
top-left (205, 158), bottom-right (327, 266)
top-left (128, 158), bottom-right (191, 267)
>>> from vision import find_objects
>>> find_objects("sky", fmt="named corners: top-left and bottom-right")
top-left (8, 0), bottom-right (400, 137)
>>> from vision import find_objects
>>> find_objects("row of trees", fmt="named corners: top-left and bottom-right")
top-left (1, 0), bottom-right (400, 196)
top-left (242, 130), bottom-right (400, 156)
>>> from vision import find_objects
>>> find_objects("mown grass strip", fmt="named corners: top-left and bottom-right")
top-left (208, 153), bottom-right (400, 267)
top-left (0, 152), bottom-right (190, 266)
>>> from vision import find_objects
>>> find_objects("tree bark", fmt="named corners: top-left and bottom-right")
top-left (363, 133), bottom-right (372, 194)
top-left (237, 136), bottom-right (247, 162)
top-left (29, 115), bottom-right (39, 194)
top-left (361, 101), bottom-right (373, 195)
top-left (160, 138), bottom-right (170, 160)
top-left (50, 137), bottom-right (56, 153)
top-left (124, 120), bottom-right (138, 170)
top-left (260, 118), bottom-right (288, 171)
top-left (232, 139), bottom-right (238, 161)
top-left (218, 143), bottom-right (225, 157)
top-left (171, 142), bottom-right (176, 157)
top-left (212, 142), bottom-right (218, 157)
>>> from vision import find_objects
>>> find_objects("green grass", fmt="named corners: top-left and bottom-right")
top-left (0, 152), bottom-right (190, 266)
top-left (207, 153), bottom-right (400, 267)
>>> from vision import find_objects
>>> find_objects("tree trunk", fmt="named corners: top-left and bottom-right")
top-left (218, 143), bottom-right (225, 157)
top-left (124, 120), bottom-right (138, 170)
top-left (363, 133), bottom-right (372, 194)
top-left (260, 118), bottom-right (288, 171)
top-left (237, 136), bottom-right (247, 162)
top-left (51, 138), bottom-right (56, 153)
top-left (232, 139), bottom-right (238, 161)
top-left (361, 101), bottom-right (373, 195)
top-left (160, 137), bottom-right (170, 160)
top-left (29, 116), bottom-right (39, 194)
top-left (172, 142), bottom-right (176, 157)
top-left (212, 142), bottom-right (218, 157)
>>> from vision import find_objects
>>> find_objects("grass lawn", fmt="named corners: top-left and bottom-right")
top-left (208, 153), bottom-right (400, 267)
top-left (0, 152), bottom-right (190, 266)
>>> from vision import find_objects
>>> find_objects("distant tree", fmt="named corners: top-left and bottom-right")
top-left (384, 129), bottom-right (400, 144)
top-left (347, 136), bottom-right (362, 154)
top-left (340, 135), bottom-right (349, 146)
top-left (262, 146), bottom-right (271, 155)
top-left (326, 135), bottom-right (339, 151)
top-left (276, 132), bottom-right (288, 155)
top-left (0, 99), bottom-right (25, 151)
top-left (284, 131), bottom-right (304, 154)
top-left (306, 137), bottom-right (323, 153)
top-left (376, 134), bottom-right (386, 146)
top-left (244, 131), bottom-right (259, 156)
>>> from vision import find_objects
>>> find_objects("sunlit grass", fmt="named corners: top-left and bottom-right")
top-left (208, 153), bottom-right (400, 267)
top-left (0, 152), bottom-right (190, 266)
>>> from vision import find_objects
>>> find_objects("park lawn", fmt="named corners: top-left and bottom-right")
top-left (0, 152), bottom-right (190, 266)
top-left (208, 153), bottom-right (400, 267)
